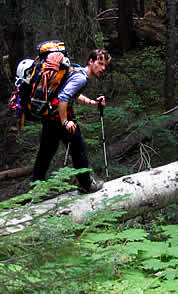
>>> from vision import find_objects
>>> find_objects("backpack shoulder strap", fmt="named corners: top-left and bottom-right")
top-left (68, 63), bottom-right (88, 79)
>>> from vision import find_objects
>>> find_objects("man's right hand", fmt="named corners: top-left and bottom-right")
top-left (64, 120), bottom-right (77, 134)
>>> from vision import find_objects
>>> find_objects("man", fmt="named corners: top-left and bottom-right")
top-left (32, 49), bottom-right (111, 193)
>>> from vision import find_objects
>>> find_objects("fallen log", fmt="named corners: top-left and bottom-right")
top-left (0, 166), bottom-right (33, 181)
top-left (57, 161), bottom-right (178, 222)
top-left (0, 161), bottom-right (177, 235)
top-left (109, 106), bottom-right (178, 159)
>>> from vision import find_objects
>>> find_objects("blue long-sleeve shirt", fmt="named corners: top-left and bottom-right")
top-left (57, 68), bottom-right (88, 107)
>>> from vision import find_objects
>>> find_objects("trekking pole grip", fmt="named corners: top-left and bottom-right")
top-left (97, 93), bottom-right (104, 117)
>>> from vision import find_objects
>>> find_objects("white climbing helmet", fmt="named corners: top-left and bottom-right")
top-left (15, 58), bottom-right (34, 86)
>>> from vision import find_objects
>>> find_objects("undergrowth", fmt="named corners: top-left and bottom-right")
top-left (0, 39), bottom-right (177, 293)
top-left (0, 167), bottom-right (91, 211)
top-left (0, 168), bottom-right (177, 294)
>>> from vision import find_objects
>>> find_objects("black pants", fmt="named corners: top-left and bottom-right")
top-left (32, 118), bottom-right (91, 189)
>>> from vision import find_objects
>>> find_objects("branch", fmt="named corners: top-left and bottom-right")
top-left (96, 8), bottom-right (119, 19)
top-left (0, 166), bottom-right (33, 181)
top-left (109, 106), bottom-right (178, 159)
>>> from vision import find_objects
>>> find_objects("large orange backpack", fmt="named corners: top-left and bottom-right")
top-left (9, 40), bottom-right (78, 126)
top-left (31, 41), bottom-right (69, 99)
top-left (29, 40), bottom-right (70, 118)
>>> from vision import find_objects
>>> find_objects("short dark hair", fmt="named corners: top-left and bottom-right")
top-left (87, 49), bottom-right (111, 64)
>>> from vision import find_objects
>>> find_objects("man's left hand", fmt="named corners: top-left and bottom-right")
top-left (96, 95), bottom-right (105, 106)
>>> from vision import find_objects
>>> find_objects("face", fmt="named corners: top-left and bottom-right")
top-left (89, 56), bottom-right (108, 79)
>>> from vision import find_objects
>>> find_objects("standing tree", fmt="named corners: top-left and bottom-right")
top-left (5, 0), bottom-right (25, 77)
top-left (0, 0), bottom-right (25, 97)
top-left (97, 0), bottom-right (106, 13)
top-left (133, 0), bottom-right (145, 17)
top-left (140, 0), bottom-right (145, 17)
top-left (0, 25), bottom-right (12, 100)
top-left (118, 0), bottom-right (135, 54)
top-left (164, 0), bottom-right (176, 110)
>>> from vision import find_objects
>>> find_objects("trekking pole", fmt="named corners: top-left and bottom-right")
top-left (64, 142), bottom-right (71, 167)
top-left (63, 124), bottom-right (75, 167)
top-left (97, 94), bottom-right (109, 178)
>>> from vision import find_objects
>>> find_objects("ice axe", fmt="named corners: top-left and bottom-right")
top-left (97, 94), bottom-right (109, 178)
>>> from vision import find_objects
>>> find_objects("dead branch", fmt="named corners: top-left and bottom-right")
top-left (0, 166), bottom-right (33, 181)
top-left (109, 106), bottom-right (178, 159)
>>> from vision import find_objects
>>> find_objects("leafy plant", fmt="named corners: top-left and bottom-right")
top-left (125, 93), bottom-right (145, 114)
top-left (94, 32), bottom-right (105, 48)
top-left (143, 89), bottom-right (161, 104)
top-left (0, 167), bottom-right (91, 211)
top-left (0, 187), bottom-right (177, 294)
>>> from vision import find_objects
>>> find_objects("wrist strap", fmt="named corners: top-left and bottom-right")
top-left (63, 120), bottom-right (69, 127)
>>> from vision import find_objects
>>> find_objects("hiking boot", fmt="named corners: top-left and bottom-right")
top-left (78, 179), bottom-right (104, 194)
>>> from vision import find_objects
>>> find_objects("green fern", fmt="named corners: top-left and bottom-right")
top-left (142, 258), bottom-right (177, 271)
top-left (0, 167), bottom-right (91, 211)
top-left (117, 229), bottom-right (148, 242)
top-left (0, 190), bottom-right (178, 294)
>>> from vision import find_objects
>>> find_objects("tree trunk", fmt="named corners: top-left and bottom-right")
top-left (56, 161), bottom-right (178, 223)
top-left (80, 0), bottom-right (88, 15)
top-left (133, 0), bottom-right (144, 16)
top-left (0, 23), bottom-right (12, 99)
top-left (25, 24), bottom-right (35, 58)
top-left (1, 162), bottom-right (177, 235)
top-left (118, 0), bottom-right (134, 54)
top-left (0, 55), bottom-right (12, 100)
top-left (5, 0), bottom-right (25, 77)
top-left (140, 0), bottom-right (145, 17)
top-left (164, 0), bottom-right (176, 110)
top-left (97, 0), bottom-right (106, 13)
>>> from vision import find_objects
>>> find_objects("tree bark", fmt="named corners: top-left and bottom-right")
top-left (97, 0), bottom-right (106, 13)
top-left (57, 161), bottom-right (178, 222)
top-left (118, 0), bottom-right (134, 54)
top-left (133, 0), bottom-right (144, 16)
top-left (108, 106), bottom-right (178, 159)
top-left (1, 161), bottom-right (177, 235)
top-left (140, 0), bottom-right (145, 17)
top-left (5, 0), bottom-right (25, 77)
top-left (164, 0), bottom-right (176, 110)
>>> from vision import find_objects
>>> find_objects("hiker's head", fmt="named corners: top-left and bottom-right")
top-left (87, 49), bottom-right (111, 79)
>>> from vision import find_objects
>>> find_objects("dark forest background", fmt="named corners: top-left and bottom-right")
top-left (0, 2), bottom-right (177, 293)
top-left (0, 0), bottom-right (177, 198)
